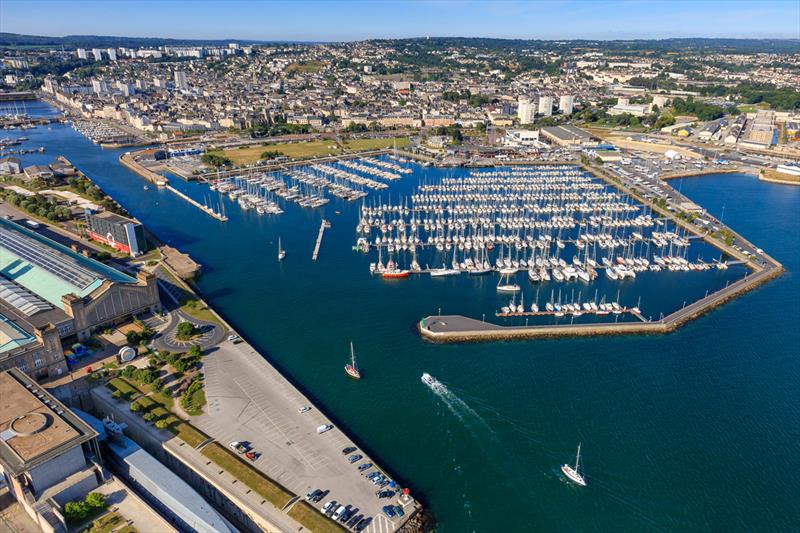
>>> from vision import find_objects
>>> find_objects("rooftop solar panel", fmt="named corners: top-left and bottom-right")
top-left (0, 228), bottom-right (98, 290)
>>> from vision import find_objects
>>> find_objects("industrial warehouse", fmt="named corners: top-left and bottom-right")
top-left (0, 217), bottom-right (161, 380)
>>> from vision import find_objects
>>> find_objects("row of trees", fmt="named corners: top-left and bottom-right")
top-left (0, 190), bottom-right (73, 222)
top-left (201, 153), bottom-right (232, 168)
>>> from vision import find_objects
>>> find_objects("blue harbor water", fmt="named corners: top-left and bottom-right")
top-left (5, 104), bottom-right (800, 531)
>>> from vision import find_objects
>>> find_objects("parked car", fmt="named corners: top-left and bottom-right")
top-left (347, 513), bottom-right (363, 528)
top-left (341, 446), bottom-right (357, 455)
top-left (320, 500), bottom-right (337, 514)
top-left (317, 424), bottom-right (333, 434)
top-left (382, 505), bottom-right (396, 518)
top-left (347, 454), bottom-right (362, 464)
top-left (394, 505), bottom-right (405, 518)
top-left (305, 489), bottom-right (321, 501)
top-left (298, 406), bottom-right (311, 413)
top-left (358, 462), bottom-right (372, 472)
top-left (354, 517), bottom-right (372, 532)
top-left (323, 501), bottom-right (338, 517)
top-left (376, 490), bottom-right (394, 498)
top-left (332, 505), bottom-right (347, 521)
top-left (229, 441), bottom-right (249, 454)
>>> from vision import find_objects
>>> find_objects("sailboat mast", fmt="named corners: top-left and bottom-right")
top-left (575, 442), bottom-right (581, 470)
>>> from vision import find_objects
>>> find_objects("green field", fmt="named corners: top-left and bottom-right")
top-left (344, 137), bottom-right (410, 152)
top-left (737, 103), bottom-right (771, 113)
top-left (208, 136), bottom-right (409, 166)
top-left (201, 442), bottom-right (293, 508)
top-left (288, 501), bottom-right (347, 532)
top-left (286, 61), bottom-right (324, 74)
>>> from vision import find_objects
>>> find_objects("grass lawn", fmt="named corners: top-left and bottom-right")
top-left (157, 265), bottom-right (225, 328)
top-left (209, 140), bottom-right (340, 165)
top-left (737, 102), bottom-right (770, 113)
top-left (201, 442), bottom-right (293, 508)
top-left (343, 136), bottom-right (410, 152)
top-left (182, 387), bottom-right (206, 416)
top-left (208, 136), bottom-right (410, 166)
top-left (111, 377), bottom-right (207, 447)
top-left (83, 511), bottom-right (136, 533)
top-left (288, 502), bottom-right (347, 533)
top-left (107, 378), bottom-right (141, 401)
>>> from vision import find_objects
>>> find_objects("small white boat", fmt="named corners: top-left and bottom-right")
top-left (561, 443), bottom-right (586, 486)
top-left (278, 237), bottom-right (286, 261)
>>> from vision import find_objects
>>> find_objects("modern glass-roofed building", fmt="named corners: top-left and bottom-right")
top-left (0, 218), bottom-right (161, 380)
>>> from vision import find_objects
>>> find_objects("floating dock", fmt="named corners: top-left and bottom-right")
top-left (312, 219), bottom-right (330, 260)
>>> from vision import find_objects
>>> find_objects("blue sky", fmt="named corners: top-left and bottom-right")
top-left (1, 0), bottom-right (798, 41)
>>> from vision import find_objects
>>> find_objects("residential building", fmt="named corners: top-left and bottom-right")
top-left (538, 95), bottom-right (553, 116)
top-left (174, 70), bottom-right (188, 90)
top-left (559, 94), bottom-right (574, 115)
top-left (517, 97), bottom-right (534, 124)
top-left (85, 212), bottom-right (148, 256)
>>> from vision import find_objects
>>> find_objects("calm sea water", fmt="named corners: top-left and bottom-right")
top-left (7, 103), bottom-right (800, 532)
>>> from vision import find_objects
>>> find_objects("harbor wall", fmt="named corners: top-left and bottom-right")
top-left (119, 151), bottom-right (168, 185)
top-left (418, 163), bottom-right (784, 343)
top-left (420, 265), bottom-right (782, 342)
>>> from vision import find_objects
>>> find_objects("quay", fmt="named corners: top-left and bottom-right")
top-left (120, 151), bottom-right (169, 186)
top-left (312, 219), bottom-right (330, 260)
top-left (165, 184), bottom-right (228, 222)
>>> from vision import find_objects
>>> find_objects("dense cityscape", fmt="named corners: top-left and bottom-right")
top-left (0, 2), bottom-right (799, 533)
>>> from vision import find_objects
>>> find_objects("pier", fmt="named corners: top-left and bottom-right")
top-left (165, 185), bottom-right (228, 222)
top-left (312, 219), bottom-right (330, 260)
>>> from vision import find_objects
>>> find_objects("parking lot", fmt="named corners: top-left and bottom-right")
top-left (194, 336), bottom-right (417, 532)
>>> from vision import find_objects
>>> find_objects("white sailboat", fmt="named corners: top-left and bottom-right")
top-left (561, 443), bottom-right (586, 486)
top-left (278, 237), bottom-right (286, 261)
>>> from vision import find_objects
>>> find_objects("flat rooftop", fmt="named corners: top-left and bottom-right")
top-left (542, 124), bottom-right (591, 141)
top-left (0, 217), bottom-right (136, 307)
top-left (0, 369), bottom-right (96, 475)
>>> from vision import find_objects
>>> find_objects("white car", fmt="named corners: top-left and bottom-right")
top-left (298, 406), bottom-right (311, 413)
top-left (332, 505), bottom-right (347, 521)
top-left (317, 424), bottom-right (333, 434)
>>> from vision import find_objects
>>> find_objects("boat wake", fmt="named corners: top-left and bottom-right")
top-left (422, 373), bottom-right (499, 441)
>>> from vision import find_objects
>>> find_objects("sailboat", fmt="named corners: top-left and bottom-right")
top-left (344, 342), bottom-right (361, 379)
top-left (278, 237), bottom-right (286, 261)
top-left (497, 271), bottom-right (521, 293)
top-left (561, 443), bottom-right (586, 486)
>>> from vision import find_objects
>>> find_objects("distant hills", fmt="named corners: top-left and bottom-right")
top-left (0, 33), bottom-right (278, 48)
top-left (1, 33), bottom-right (798, 54)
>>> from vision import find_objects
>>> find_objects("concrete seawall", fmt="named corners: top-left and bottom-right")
top-left (418, 163), bottom-right (784, 343)
top-left (119, 151), bottom-right (168, 185)
top-left (419, 262), bottom-right (783, 343)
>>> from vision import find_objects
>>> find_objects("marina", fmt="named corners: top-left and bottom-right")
top-left (1, 114), bottom-right (797, 532)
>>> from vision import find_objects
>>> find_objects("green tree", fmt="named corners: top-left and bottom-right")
top-left (175, 321), bottom-right (197, 340)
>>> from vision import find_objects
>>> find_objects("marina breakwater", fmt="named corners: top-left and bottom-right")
top-left (419, 260), bottom-right (783, 342)
top-left (416, 164), bottom-right (784, 343)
